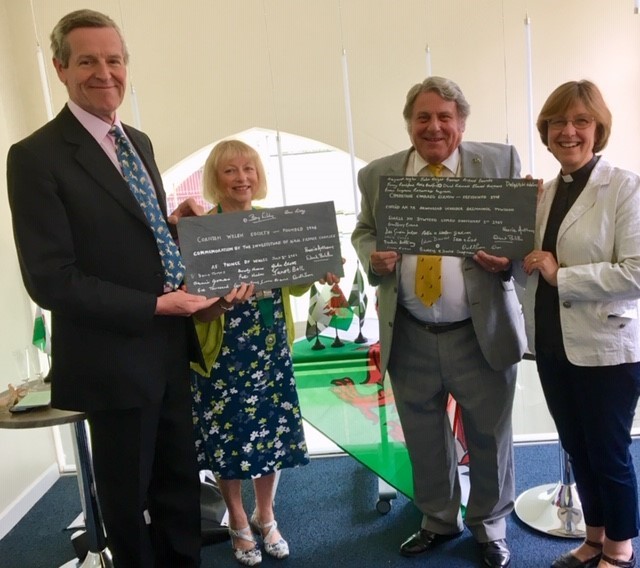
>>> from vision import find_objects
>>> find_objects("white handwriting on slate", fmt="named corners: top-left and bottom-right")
top-left (244, 211), bottom-right (276, 224)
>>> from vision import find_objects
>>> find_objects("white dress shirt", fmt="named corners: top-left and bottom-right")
top-left (398, 149), bottom-right (471, 323)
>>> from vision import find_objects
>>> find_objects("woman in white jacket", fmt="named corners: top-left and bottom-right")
top-left (523, 81), bottom-right (640, 568)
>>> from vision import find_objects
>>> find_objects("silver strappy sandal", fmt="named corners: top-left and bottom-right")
top-left (228, 526), bottom-right (262, 566)
top-left (250, 513), bottom-right (290, 559)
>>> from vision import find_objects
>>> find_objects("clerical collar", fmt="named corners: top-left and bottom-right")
top-left (558, 155), bottom-right (599, 185)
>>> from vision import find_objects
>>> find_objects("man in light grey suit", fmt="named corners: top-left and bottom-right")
top-left (352, 76), bottom-right (526, 568)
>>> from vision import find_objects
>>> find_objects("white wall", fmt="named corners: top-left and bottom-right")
top-left (9, 1), bottom-right (640, 180)
top-left (1, 0), bottom-right (639, 528)
top-left (0, 0), bottom-right (59, 536)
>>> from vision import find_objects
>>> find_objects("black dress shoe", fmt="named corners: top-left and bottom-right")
top-left (480, 539), bottom-right (511, 568)
top-left (551, 550), bottom-right (601, 568)
top-left (399, 529), bottom-right (463, 557)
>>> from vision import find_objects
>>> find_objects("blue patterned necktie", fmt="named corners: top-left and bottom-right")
top-left (110, 125), bottom-right (185, 290)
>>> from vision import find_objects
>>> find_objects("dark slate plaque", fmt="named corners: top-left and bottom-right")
top-left (177, 201), bottom-right (344, 297)
top-left (376, 176), bottom-right (537, 258)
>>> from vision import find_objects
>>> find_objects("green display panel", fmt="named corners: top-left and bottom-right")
top-left (293, 334), bottom-right (414, 499)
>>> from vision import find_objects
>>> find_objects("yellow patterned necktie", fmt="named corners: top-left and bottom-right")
top-left (415, 163), bottom-right (444, 307)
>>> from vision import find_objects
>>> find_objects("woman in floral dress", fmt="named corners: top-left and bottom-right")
top-left (190, 140), bottom-right (339, 566)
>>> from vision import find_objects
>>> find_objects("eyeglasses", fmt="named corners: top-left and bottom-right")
top-left (547, 116), bottom-right (595, 130)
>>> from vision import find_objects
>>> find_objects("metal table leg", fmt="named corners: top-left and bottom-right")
top-left (514, 445), bottom-right (585, 538)
top-left (376, 477), bottom-right (397, 514)
top-left (375, 382), bottom-right (397, 514)
top-left (60, 421), bottom-right (113, 567)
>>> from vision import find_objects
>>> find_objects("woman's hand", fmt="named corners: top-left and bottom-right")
top-left (318, 257), bottom-right (345, 285)
top-left (523, 250), bottom-right (559, 286)
top-left (194, 282), bottom-right (255, 321)
top-left (524, 174), bottom-right (545, 205)
top-left (167, 197), bottom-right (205, 226)
top-left (218, 282), bottom-right (255, 310)
top-left (536, 178), bottom-right (544, 204)
top-left (319, 272), bottom-right (340, 285)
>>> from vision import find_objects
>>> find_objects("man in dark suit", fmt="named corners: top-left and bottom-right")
top-left (352, 76), bottom-right (527, 568)
top-left (7, 9), bottom-right (219, 567)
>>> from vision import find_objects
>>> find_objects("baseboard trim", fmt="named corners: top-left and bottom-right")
top-left (0, 463), bottom-right (60, 540)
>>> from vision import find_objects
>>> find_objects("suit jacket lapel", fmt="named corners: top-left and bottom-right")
top-left (538, 162), bottom-right (606, 246)
top-left (459, 144), bottom-right (483, 177)
top-left (386, 149), bottom-right (412, 176)
top-left (557, 169), bottom-right (602, 241)
top-left (535, 179), bottom-right (557, 248)
top-left (385, 149), bottom-right (412, 285)
top-left (58, 107), bottom-right (150, 227)
top-left (459, 145), bottom-right (483, 270)
top-left (452, 145), bottom-right (486, 273)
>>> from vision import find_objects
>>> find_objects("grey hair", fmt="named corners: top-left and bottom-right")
top-left (402, 76), bottom-right (471, 127)
top-left (50, 9), bottom-right (129, 67)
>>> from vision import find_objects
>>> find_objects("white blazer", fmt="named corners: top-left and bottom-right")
top-left (523, 158), bottom-right (640, 366)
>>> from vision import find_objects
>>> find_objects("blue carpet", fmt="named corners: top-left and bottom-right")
top-left (1, 441), bottom-right (639, 567)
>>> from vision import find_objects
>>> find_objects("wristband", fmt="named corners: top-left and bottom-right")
top-left (219, 301), bottom-right (233, 312)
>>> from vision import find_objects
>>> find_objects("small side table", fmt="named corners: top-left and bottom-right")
top-left (513, 354), bottom-right (585, 539)
top-left (0, 382), bottom-right (113, 567)
top-left (514, 445), bottom-right (585, 538)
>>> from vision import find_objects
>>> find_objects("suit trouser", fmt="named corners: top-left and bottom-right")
top-left (388, 307), bottom-right (517, 542)
top-left (87, 342), bottom-right (201, 568)
top-left (537, 351), bottom-right (640, 541)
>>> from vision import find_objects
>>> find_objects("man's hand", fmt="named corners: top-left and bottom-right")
top-left (371, 251), bottom-right (400, 276)
top-left (155, 289), bottom-right (219, 316)
top-left (168, 198), bottom-right (205, 226)
top-left (473, 250), bottom-right (512, 274)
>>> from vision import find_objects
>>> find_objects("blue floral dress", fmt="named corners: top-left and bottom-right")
top-left (190, 288), bottom-right (309, 479)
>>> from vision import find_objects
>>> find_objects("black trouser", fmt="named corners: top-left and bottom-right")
top-left (87, 363), bottom-right (201, 568)
top-left (537, 351), bottom-right (640, 540)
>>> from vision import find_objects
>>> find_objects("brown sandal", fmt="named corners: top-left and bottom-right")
top-left (600, 552), bottom-right (636, 568)
top-left (584, 540), bottom-right (603, 550)
top-left (551, 540), bottom-right (602, 568)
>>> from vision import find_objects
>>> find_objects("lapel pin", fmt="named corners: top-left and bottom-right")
top-left (473, 157), bottom-right (481, 164)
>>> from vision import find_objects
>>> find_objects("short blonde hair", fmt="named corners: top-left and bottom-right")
top-left (536, 80), bottom-right (612, 153)
top-left (202, 140), bottom-right (268, 205)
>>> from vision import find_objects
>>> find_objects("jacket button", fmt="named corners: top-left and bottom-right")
top-left (562, 301), bottom-right (572, 308)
